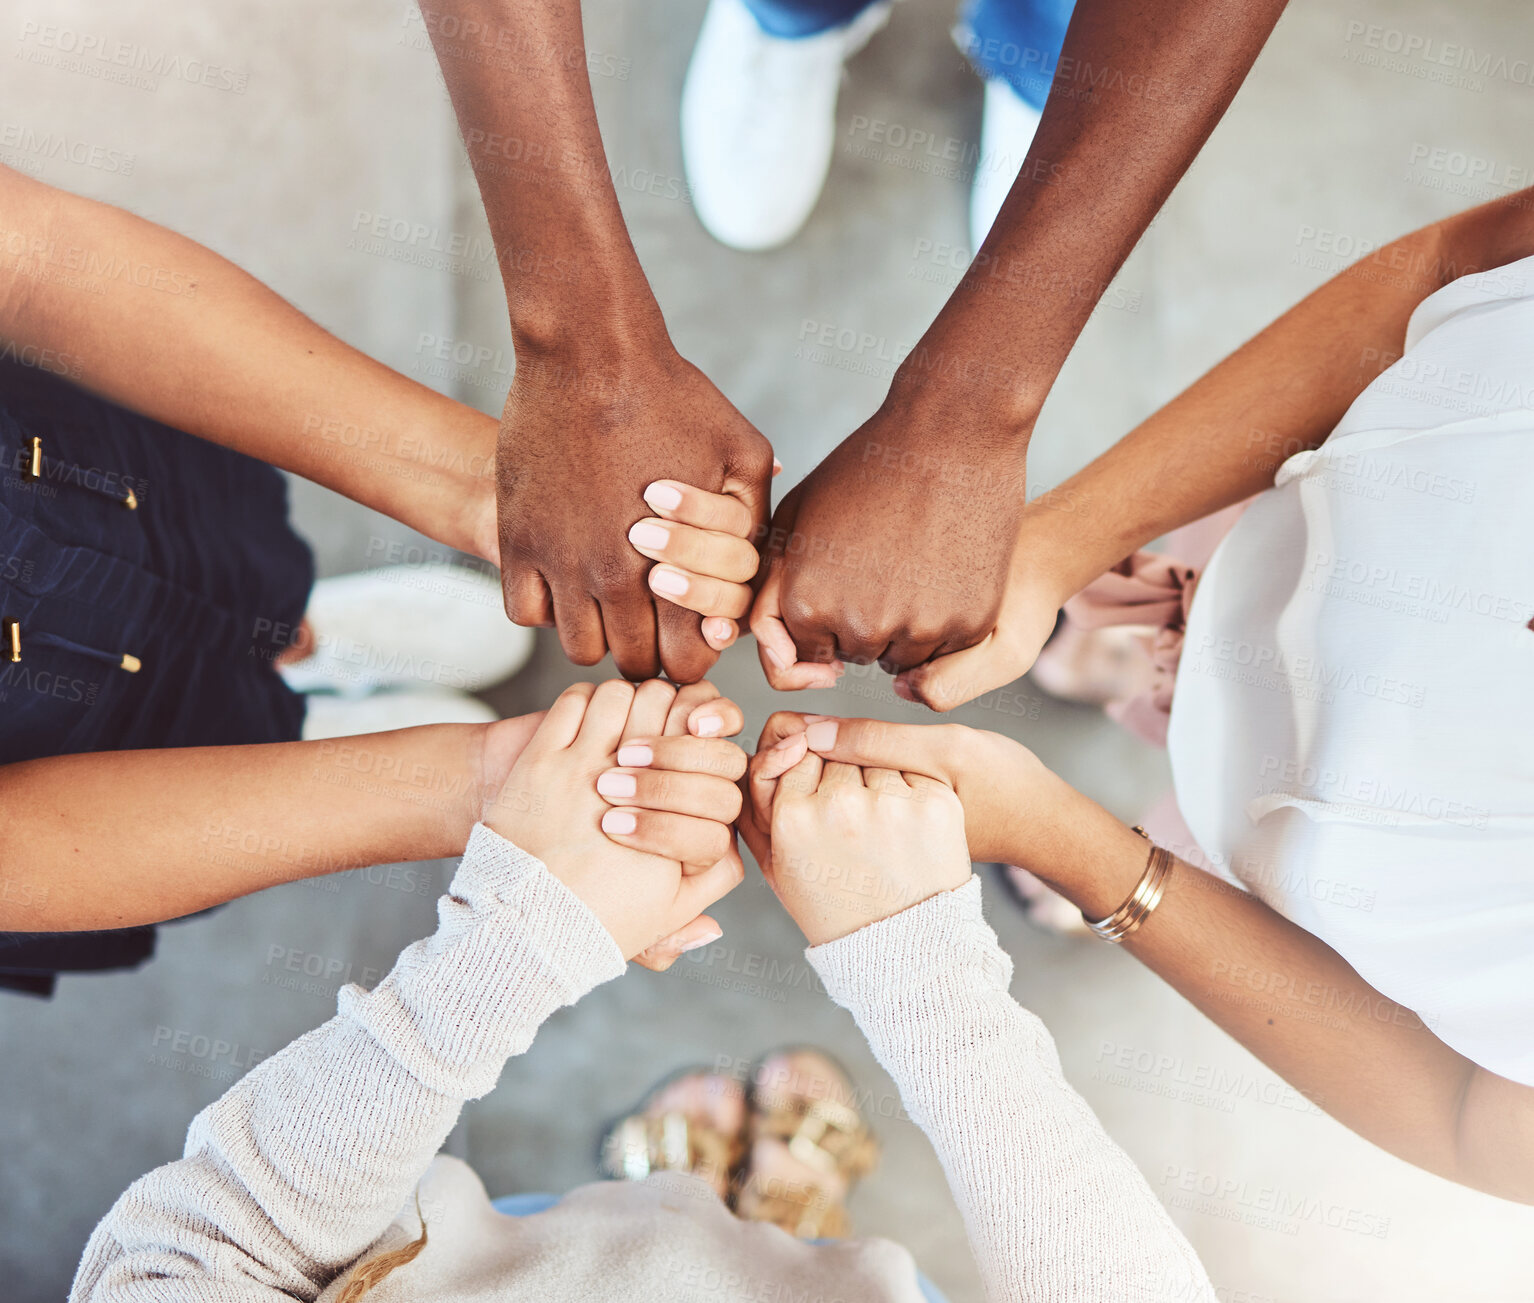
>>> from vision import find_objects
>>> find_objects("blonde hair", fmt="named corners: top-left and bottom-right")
top-left (335, 1191), bottom-right (428, 1302)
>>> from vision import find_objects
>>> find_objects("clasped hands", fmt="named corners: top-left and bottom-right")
top-left (479, 674), bottom-right (1064, 967)
top-left (494, 344), bottom-right (1058, 710)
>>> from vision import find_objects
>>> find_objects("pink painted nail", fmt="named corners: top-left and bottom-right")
top-left (649, 567), bottom-right (689, 597)
top-left (597, 771), bottom-right (638, 799)
top-left (704, 618), bottom-right (734, 643)
top-left (681, 926), bottom-right (723, 952)
top-left (693, 714), bottom-right (723, 737)
top-left (805, 720), bottom-right (839, 751)
top-left (644, 482), bottom-right (684, 511)
top-left (602, 809), bottom-right (637, 835)
top-left (892, 677), bottom-right (917, 702)
top-left (628, 520), bottom-right (671, 551)
top-left (616, 743), bottom-right (653, 767)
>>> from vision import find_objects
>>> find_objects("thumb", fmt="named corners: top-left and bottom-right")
top-left (893, 633), bottom-right (1023, 713)
top-left (799, 715), bottom-right (960, 787)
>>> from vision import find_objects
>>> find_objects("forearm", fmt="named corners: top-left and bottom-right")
top-left (0, 725), bottom-right (488, 931)
top-left (421, 1), bottom-right (668, 363)
top-left (1013, 189), bottom-right (1534, 602)
top-left (71, 825), bottom-right (626, 1301)
top-left (1016, 778), bottom-right (1534, 1202)
top-left (809, 880), bottom-right (1214, 1302)
top-left (0, 165), bottom-right (497, 560)
top-left (894, 0), bottom-right (1286, 440)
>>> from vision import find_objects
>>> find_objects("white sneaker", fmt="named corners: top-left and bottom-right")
top-left (280, 564), bottom-right (533, 698)
top-left (968, 77), bottom-right (1043, 253)
top-left (300, 686), bottom-right (499, 741)
top-left (681, 0), bottom-right (891, 251)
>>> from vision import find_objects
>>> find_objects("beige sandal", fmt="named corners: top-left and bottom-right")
top-left (735, 1048), bottom-right (880, 1239)
top-left (598, 1069), bottom-right (747, 1201)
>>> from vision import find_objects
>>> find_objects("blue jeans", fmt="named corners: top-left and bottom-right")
top-left (492, 1194), bottom-right (951, 1302)
top-left (739, 0), bottom-right (1075, 110)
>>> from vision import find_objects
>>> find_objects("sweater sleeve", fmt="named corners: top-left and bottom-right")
top-left (71, 824), bottom-right (627, 1303)
top-left (806, 876), bottom-right (1216, 1303)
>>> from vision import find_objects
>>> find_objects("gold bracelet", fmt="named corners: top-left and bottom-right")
top-left (1084, 826), bottom-right (1173, 943)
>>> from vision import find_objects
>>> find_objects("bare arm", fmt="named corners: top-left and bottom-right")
top-left (0, 721), bottom-right (524, 932)
top-left (757, 0), bottom-right (1288, 682)
top-left (0, 165), bottom-right (498, 561)
top-left (900, 186), bottom-right (1534, 709)
top-left (420, 2), bottom-right (772, 683)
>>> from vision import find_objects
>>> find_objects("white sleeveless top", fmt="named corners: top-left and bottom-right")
top-left (1169, 255), bottom-right (1534, 1085)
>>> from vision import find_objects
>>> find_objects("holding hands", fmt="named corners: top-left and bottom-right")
top-left (737, 714), bottom-right (974, 945)
top-left (496, 347), bottom-right (774, 685)
top-left (483, 677), bottom-right (748, 969)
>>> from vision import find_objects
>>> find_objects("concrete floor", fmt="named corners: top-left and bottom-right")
top-left (5, 0), bottom-right (1534, 1300)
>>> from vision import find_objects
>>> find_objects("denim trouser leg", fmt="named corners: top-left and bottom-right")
top-left (738, 0), bottom-right (883, 39)
top-left (957, 0), bottom-right (1077, 108)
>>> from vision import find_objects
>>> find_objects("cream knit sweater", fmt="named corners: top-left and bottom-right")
top-left (71, 824), bottom-right (1215, 1303)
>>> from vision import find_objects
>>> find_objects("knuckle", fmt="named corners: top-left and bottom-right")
top-left (716, 783), bottom-right (744, 822)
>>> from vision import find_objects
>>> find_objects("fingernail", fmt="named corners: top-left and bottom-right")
top-left (892, 677), bottom-right (917, 702)
top-left (602, 809), bottom-right (637, 835)
top-left (805, 720), bottom-right (838, 751)
top-left (628, 520), bottom-right (671, 551)
top-left (597, 771), bottom-right (638, 798)
top-left (763, 643), bottom-right (786, 671)
top-left (704, 618), bottom-right (734, 643)
top-left (772, 458), bottom-right (783, 476)
top-left (649, 567), bottom-right (689, 597)
top-left (681, 926), bottom-right (723, 952)
top-left (694, 714), bottom-right (723, 737)
top-left (616, 743), bottom-right (653, 767)
top-left (644, 482), bottom-right (683, 511)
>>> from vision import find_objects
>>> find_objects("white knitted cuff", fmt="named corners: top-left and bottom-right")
top-left (805, 875), bottom-right (1012, 1014)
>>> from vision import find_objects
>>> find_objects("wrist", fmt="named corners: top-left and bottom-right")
top-left (886, 323), bottom-right (1046, 446)
top-left (1015, 780), bottom-right (1153, 920)
top-left (509, 272), bottom-right (671, 378)
top-left (397, 722), bottom-right (492, 857)
top-left (1006, 502), bottom-right (1102, 609)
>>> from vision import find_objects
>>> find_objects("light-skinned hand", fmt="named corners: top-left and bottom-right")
top-left (739, 717), bottom-right (972, 947)
top-left (624, 467), bottom-right (781, 655)
top-left (483, 679), bottom-right (747, 968)
top-left (742, 711), bottom-right (1068, 868)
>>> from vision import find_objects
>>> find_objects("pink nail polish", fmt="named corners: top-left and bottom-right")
top-left (649, 568), bottom-right (689, 597)
top-left (644, 482), bottom-right (684, 511)
top-left (602, 809), bottom-right (637, 835)
top-left (616, 743), bottom-right (653, 767)
top-left (597, 771), bottom-right (638, 798)
top-left (694, 715), bottom-right (723, 737)
top-left (628, 520), bottom-right (671, 551)
top-left (681, 927), bottom-right (722, 952)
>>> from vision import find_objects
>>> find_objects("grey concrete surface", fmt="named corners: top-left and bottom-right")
top-left (5, 1), bottom-right (1534, 1300)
